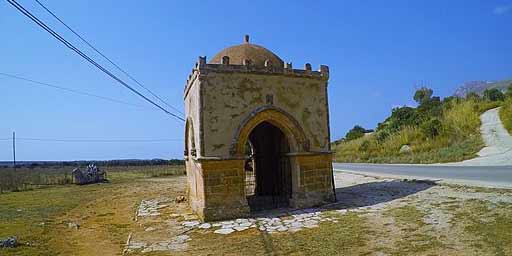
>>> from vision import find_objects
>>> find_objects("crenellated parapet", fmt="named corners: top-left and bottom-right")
top-left (184, 56), bottom-right (329, 97)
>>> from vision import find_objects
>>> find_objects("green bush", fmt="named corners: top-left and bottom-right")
top-left (345, 125), bottom-right (372, 141)
top-left (483, 88), bottom-right (505, 101)
top-left (420, 119), bottom-right (442, 138)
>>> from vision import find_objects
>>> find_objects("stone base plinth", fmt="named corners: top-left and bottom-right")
top-left (186, 153), bottom-right (335, 221)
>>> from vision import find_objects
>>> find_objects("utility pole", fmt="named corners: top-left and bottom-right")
top-left (12, 131), bottom-right (16, 171)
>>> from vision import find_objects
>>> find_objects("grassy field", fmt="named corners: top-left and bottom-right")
top-left (334, 99), bottom-right (502, 164)
top-left (0, 165), bottom-right (184, 255)
top-left (1, 168), bottom-right (512, 255)
top-left (0, 164), bottom-right (184, 193)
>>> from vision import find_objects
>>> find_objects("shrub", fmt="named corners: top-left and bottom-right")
top-left (345, 125), bottom-right (372, 141)
top-left (417, 96), bottom-right (443, 119)
top-left (359, 140), bottom-right (371, 152)
top-left (420, 119), bottom-right (442, 138)
top-left (386, 106), bottom-right (421, 132)
top-left (483, 88), bottom-right (505, 101)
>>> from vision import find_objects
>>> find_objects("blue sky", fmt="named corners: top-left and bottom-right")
top-left (1, 0), bottom-right (511, 161)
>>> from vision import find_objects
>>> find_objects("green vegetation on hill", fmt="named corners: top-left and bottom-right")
top-left (333, 86), bottom-right (510, 164)
top-left (500, 88), bottom-right (512, 134)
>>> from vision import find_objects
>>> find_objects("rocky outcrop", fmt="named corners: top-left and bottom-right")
top-left (454, 80), bottom-right (511, 98)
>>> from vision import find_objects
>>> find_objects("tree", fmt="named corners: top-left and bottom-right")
top-left (345, 125), bottom-right (372, 141)
top-left (414, 87), bottom-right (433, 105)
top-left (483, 88), bottom-right (505, 101)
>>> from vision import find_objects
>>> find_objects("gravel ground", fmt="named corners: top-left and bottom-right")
top-left (124, 172), bottom-right (512, 255)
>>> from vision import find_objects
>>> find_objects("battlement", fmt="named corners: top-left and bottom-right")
top-left (184, 56), bottom-right (329, 96)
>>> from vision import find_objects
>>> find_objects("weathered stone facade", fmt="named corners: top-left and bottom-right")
top-left (184, 36), bottom-right (335, 221)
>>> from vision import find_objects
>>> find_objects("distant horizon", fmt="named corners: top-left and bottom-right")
top-left (0, 158), bottom-right (184, 166)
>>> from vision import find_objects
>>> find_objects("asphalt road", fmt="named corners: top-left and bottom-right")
top-left (333, 163), bottom-right (512, 188)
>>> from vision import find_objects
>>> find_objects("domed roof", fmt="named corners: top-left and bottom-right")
top-left (209, 35), bottom-right (284, 67)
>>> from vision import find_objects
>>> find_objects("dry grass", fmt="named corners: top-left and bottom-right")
top-left (0, 165), bottom-right (185, 256)
top-left (0, 165), bottom-right (184, 193)
top-left (2, 169), bottom-right (512, 255)
top-left (500, 98), bottom-right (512, 134)
top-left (334, 99), bottom-right (487, 163)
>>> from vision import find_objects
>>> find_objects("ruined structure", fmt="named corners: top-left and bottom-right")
top-left (72, 164), bottom-right (107, 185)
top-left (184, 35), bottom-right (334, 221)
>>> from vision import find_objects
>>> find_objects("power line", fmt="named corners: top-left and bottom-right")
top-left (33, 0), bottom-right (184, 116)
top-left (0, 72), bottom-right (148, 109)
top-left (6, 0), bottom-right (185, 122)
top-left (16, 137), bottom-right (181, 143)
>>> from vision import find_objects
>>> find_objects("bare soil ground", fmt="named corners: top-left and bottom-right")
top-left (1, 169), bottom-right (512, 255)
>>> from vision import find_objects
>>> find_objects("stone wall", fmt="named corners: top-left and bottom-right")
top-left (197, 159), bottom-right (249, 221)
top-left (201, 72), bottom-right (329, 157)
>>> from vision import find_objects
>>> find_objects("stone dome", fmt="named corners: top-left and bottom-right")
top-left (209, 35), bottom-right (284, 67)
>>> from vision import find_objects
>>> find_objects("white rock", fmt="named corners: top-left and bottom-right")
top-left (234, 226), bottom-right (249, 232)
top-left (239, 222), bottom-right (251, 227)
top-left (198, 223), bottom-right (212, 229)
top-left (277, 226), bottom-right (288, 232)
top-left (214, 228), bottom-right (235, 235)
top-left (175, 235), bottom-right (190, 242)
top-left (182, 221), bottom-right (200, 227)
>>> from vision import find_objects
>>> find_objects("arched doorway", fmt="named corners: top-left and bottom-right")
top-left (245, 121), bottom-right (292, 211)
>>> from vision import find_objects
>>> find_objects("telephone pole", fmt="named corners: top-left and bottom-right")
top-left (12, 132), bottom-right (16, 171)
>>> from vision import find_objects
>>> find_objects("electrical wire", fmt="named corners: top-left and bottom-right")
top-left (16, 137), bottom-right (181, 142)
top-left (6, 0), bottom-right (185, 122)
top-left (33, 0), bottom-right (184, 115)
top-left (0, 72), bottom-right (148, 109)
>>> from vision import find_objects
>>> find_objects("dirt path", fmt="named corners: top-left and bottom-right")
top-left (458, 107), bottom-right (512, 166)
top-left (52, 177), bottom-right (186, 256)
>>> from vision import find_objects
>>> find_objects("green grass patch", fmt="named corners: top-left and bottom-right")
top-left (453, 200), bottom-right (512, 256)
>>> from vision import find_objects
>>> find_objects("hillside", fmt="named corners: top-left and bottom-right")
top-left (333, 86), bottom-right (511, 164)
top-left (454, 79), bottom-right (512, 98)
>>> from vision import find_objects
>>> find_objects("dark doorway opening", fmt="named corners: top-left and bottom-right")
top-left (244, 121), bottom-right (292, 211)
